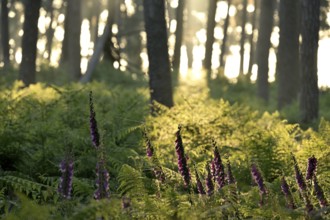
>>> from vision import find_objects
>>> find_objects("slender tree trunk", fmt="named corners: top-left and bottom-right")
top-left (186, 0), bottom-right (193, 68)
top-left (45, 0), bottom-right (54, 62)
top-left (80, 21), bottom-right (111, 83)
top-left (204, 0), bottom-right (217, 74)
top-left (19, 0), bottom-right (41, 86)
top-left (277, 0), bottom-right (299, 109)
top-left (300, 0), bottom-right (320, 123)
top-left (67, 0), bottom-right (81, 80)
top-left (143, 0), bottom-right (174, 110)
top-left (172, 0), bottom-right (185, 70)
top-left (219, 0), bottom-right (231, 68)
top-left (60, 0), bottom-right (69, 64)
top-left (247, 0), bottom-right (258, 78)
top-left (1, 0), bottom-right (10, 67)
top-left (239, 0), bottom-right (248, 76)
top-left (103, 0), bottom-right (117, 64)
top-left (256, 0), bottom-right (275, 102)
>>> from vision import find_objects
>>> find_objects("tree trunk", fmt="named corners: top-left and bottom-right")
top-left (45, 0), bottom-right (54, 62)
top-left (299, 0), bottom-right (320, 123)
top-left (204, 0), bottom-right (217, 74)
top-left (247, 0), bottom-right (258, 78)
top-left (67, 0), bottom-right (81, 80)
top-left (219, 0), bottom-right (231, 68)
top-left (239, 0), bottom-right (248, 76)
top-left (103, 0), bottom-right (117, 64)
top-left (256, 0), bottom-right (275, 102)
top-left (80, 20), bottom-right (111, 83)
top-left (186, 0), bottom-right (193, 68)
top-left (172, 0), bottom-right (185, 70)
top-left (277, 0), bottom-right (299, 109)
top-left (19, 0), bottom-right (41, 86)
top-left (1, 0), bottom-right (10, 67)
top-left (143, 0), bottom-right (174, 110)
top-left (60, 0), bottom-right (69, 64)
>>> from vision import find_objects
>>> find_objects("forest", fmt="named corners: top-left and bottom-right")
top-left (0, 0), bottom-right (329, 219)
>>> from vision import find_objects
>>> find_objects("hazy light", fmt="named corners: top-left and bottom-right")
top-left (216, 1), bottom-right (229, 19)
top-left (170, 20), bottom-right (177, 33)
top-left (18, 30), bottom-right (23, 37)
top-left (58, 14), bottom-right (65, 23)
top-left (8, 11), bottom-right (16, 18)
top-left (15, 48), bottom-right (22, 64)
top-left (247, 5), bottom-right (255, 13)
top-left (54, 26), bottom-right (64, 41)
top-left (81, 19), bottom-right (91, 57)
top-left (81, 57), bottom-right (88, 74)
top-left (170, 0), bottom-right (179, 8)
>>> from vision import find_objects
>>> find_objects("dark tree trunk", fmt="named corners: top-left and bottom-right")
top-left (256, 0), bottom-right (275, 102)
top-left (219, 0), bottom-right (231, 68)
top-left (143, 0), bottom-right (174, 110)
top-left (1, 0), bottom-right (10, 67)
top-left (239, 0), bottom-right (248, 76)
top-left (299, 0), bottom-right (320, 123)
top-left (172, 0), bottom-right (185, 70)
top-left (277, 0), bottom-right (299, 109)
top-left (204, 0), bottom-right (217, 74)
top-left (19, 0), bottom-right (41, 86)
top-left (67, 0), bottom-right (81, 80)
top-left (45, 0), bottom-right (54, 62)
top-left (247, 0), bottom-right (258, 78)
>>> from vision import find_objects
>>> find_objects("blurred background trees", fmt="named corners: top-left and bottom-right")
top-left (0, 0), bottom-right (329, 124)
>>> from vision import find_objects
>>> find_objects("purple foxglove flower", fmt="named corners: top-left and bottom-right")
top-left (251, 163), bottom-right (267, 195)
top-left (292, 155), bottom-right (307, 192)
top-left (213, 145), bottom-right (226, 188)
top-left (143, 131), bottom-right (154, 158)
top-left (94, 160), bottom-right (110, 200)
top-left (281, 177), bottom-right (296, 209)
top-left (195, 168), bottom-right (206, 195)
top-left (58, 159), bottom-right (74, 199)
top-left (226, 160), bottom-right (235, 185)
top-left (313, 175), bottom-right (328, 208)
top-left (89, 91), bottom-right (100, 148)
top-left (205, 163), bottom-right (214, 196)
top-left (211, 161), bottom-right (216, 181)
top-left (175, 126), bottom-right (190, 187)
top-left (306, 155), bottom-right (317, 180)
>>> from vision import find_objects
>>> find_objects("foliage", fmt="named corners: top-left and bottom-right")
top-left (0, 80), bottom-right (329, 219)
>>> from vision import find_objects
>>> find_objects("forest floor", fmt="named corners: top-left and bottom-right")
top-left (0, 65), bottom-right (329, 219)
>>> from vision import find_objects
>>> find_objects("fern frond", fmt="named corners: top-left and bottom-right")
top-left (117, 164), bottom-right (146, 196)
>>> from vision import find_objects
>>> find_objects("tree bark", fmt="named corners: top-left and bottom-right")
top-left (19, 0), bottom-right (41, 86)
top-left (1, 0), bottom-right (10, 67)
top-left (277, 0), bottom-right (299, 109)
top-left (247, 0), bottom-right (258, 78)
top-left (299, 0), bottom-right (320, 123)
top-left (60, 0), bottom-right (69, 64)
top-left (204, 0), bottom-right (217, 74)
top-left (80, 21), bottom-right (111, 83)
top-left (67, 0), bottom-right (81, 80)
top-left (239, 0), bottom-right (248, 76)
top-left (256, 0), bottom-right (275, 102)
top-left (219, 0), bottom-right (231, 68)
top-left (172, 0), bottom-right (185, 70)
top-left (103, 0), bottom-right (117, 64)
top-left (45, 0), bottom-right (54, 62)
top-left (143, 0), bottom-right (174, 110)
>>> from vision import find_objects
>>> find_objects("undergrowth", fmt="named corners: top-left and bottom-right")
top-left (0, 77), bottom-right (329, 219)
